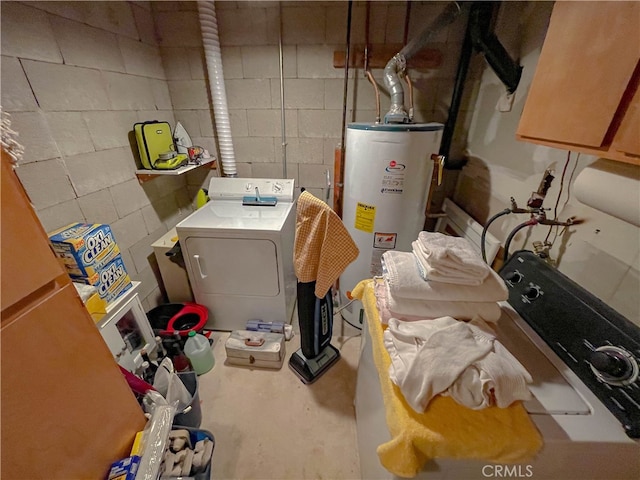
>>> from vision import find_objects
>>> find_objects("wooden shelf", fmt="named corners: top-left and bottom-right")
top-left (136, 156), bottom-right (216, 183)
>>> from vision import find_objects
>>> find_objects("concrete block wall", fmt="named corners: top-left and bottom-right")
top-left (2, 0), bottom-right (473, 310)
top-left (159, 0), bottom-right (472, 202)
top-left (458, 1), bottom-right (639, 324)
top-left (1, 1), bottom-right (191, 310)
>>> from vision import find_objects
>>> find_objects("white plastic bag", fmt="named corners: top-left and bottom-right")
top-left (136, 404), bottom-right (176, 480)
top-left (152, 357), bottom-right (192, 412)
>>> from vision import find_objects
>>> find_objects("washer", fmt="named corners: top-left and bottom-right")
top-left (176, 178), bottom-right (296, 331)
top-left (355, 251), bottom-right (640, 479)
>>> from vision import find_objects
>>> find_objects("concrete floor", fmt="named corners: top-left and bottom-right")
top-left (196, 317), bottom-right (362, 480)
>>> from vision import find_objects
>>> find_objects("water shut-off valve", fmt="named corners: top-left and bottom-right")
top-left (481, 168), bottom-right (581, 264)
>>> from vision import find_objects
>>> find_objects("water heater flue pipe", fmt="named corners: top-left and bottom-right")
top-left (383, 53), bottom-right (408, 124)
top-left (198, 1), bottom-right (237, 177)
top-left (383, 1), bottom-right (464, 123)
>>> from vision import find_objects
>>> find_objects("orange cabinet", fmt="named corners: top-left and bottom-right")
top-left (1, 150), bottom-right (145, 479)
top-left (1, 154), bottom-right (67, 314)
top-left (517, 2), bottom-right (640, 165)
top-left (1, 283), bottom-right (145, 479)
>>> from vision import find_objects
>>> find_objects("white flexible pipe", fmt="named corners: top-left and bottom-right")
top-left (197, 1), bottom-right (237, 177)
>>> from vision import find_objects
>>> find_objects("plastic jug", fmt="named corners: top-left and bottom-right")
top-left (184, 330), bottom-right (215, 375)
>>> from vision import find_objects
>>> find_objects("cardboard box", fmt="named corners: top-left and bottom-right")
top-left (78, 254), bottom-right (132, 304)
top-left (73, 282), bottom-right (108, 322)
top-left (107, 455), bottom-right (140, 480)
top-left (85, 291), bottom-right (108, 322)
top-left (48, 223), bottom-right (120, 282)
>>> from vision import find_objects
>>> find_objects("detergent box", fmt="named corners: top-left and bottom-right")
top-left (72, 282), bottom-right (108, 323)
top-left (107, 455), bottom-right (140, 480)
top-left (79, 254), bottom-right (132, 304)
top-left (48, 223), bottom-right (121, 282)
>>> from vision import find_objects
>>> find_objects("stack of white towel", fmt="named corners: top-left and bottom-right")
top-left (376, 232), bottom-right (507, 324)
top-left (412, 231), bottom-right (490, 285)
top-left (374, 231), bottom-right (532, 412)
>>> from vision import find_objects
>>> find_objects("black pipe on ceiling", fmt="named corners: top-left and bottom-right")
top-left (441, 1), bottom-right (522, 170)
top-left (439, 13), bottom-right (474, 170)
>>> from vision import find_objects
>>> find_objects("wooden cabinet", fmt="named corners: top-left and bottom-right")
top-left (1, 153), bottom-right (67, 313)
top-left (517, 2), bottom-right (640, 165)
top-left (1, 151), bottom-right (146, 479)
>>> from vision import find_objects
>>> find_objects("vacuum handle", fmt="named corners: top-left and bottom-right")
top-left (194, 254), bottom-right (207, 279)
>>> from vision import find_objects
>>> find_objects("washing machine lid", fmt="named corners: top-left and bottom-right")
top-left (494, 304), bottom-right (591, 416)
top-left (177, 199), bottom-right (294, 232)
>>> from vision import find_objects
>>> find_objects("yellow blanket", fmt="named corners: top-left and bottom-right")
top-left (352, 279), bottom-right (543, 478)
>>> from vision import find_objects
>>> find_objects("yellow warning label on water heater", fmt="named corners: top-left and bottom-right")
top-left (355, 202), bottom-right (376, 233)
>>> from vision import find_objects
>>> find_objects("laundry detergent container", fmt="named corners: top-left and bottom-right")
top-left (147, 303), bottom-right (208, 337)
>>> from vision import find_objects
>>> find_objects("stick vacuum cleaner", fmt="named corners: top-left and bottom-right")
top-left (289, 281), bottom-right (340, 384)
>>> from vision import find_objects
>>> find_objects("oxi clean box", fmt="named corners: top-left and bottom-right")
top-left (90, 255), bottom-right (132, 303)
top-left (48, 223), bottom-right (132, 303)
top-left (48, 223), bottom-right (121, 282)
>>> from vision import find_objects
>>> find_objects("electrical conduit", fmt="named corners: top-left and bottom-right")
top-left (278, 2), bottom-right (287, 178)
top-left (335, 0), bottom-right (353, 218)
top-left (197, 1), bottom-right (237, 177)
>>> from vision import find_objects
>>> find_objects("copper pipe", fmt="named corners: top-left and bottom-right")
top-left (365, 70), bottom-right (381, 123)
top-left (403, 72), bottom-right (414, 121)
top-left (425, 154), bottom-right (445, 222)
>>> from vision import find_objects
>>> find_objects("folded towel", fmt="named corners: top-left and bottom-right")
top-left (383, 251), bottom-right (508, 302)
top-left (417, 231), bottom-right (489, 278)
top-left (374, 278), bottom-right (425, 324)
top-left (384, 316), bottom-right (533, 412)
top-left (374, 278), bottom-right (502, 324)
top-left (351, 280), bottom-right (542, 478)
top-left (413, 241), bottom-right (487, 285)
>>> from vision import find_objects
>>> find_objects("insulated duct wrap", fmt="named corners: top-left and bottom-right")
top-left (198, 1), bottom-right (237, 177)
top-left (573, 159), bottom-right (640, 227)
top-left (383, 1), bottom-right (464, 123)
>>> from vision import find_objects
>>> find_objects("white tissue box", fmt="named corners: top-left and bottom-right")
top-left (225, 330), bottom-right (285, 369)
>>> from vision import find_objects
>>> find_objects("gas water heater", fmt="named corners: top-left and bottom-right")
top-left (339, 122), bottom-right (443, 323)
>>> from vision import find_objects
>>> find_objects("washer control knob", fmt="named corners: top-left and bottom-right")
top-left (523, 285), bottom-right (540, 300)
top-left (589, 346), bottom-right (638, 386)
top-left (590, 351), bottom-right (631, 378)
top-left (505, 271), bottom-right (523, 283)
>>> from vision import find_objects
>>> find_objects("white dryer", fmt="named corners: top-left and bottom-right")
top-left (176, 178), bottom-right (296, 331)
